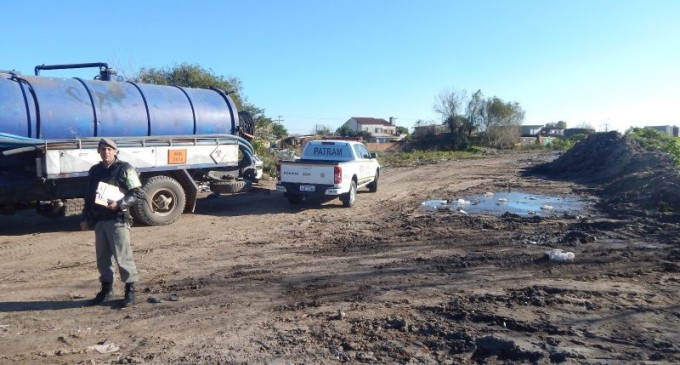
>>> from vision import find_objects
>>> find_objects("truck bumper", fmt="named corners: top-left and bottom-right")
top-left (276, 183), bottom-right (343, 197)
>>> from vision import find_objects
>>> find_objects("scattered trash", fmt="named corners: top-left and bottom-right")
top-left (456, 198), bottom-right (470, 205)
top-left (498, 198), bottom-right (508, 202)
top-left (541, 205), bottom-right (554, 210)
top-left (546, 249), bottom-right (575, 262)
top-left (458, 209), bottom-right (468, 215)
top-left (484, 192), bottom-right (494, 197)
top-left (147, 297), bottom-right (162, 304)
top-left (87, 342), bottom-right (120, 354)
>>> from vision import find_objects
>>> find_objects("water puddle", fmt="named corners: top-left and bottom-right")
top-left (421, 192), bottom-right (587, 217)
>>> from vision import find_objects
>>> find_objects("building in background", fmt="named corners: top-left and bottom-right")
top-left (341, 117), bottom-right (399, 142)
top-left (645, 125), bottom-right (679, 137)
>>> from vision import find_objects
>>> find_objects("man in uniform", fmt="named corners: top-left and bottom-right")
top-left (81, 138), bottom-right (145, 308)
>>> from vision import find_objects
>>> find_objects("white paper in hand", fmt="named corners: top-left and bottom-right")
top-left (95, 181), bottom-right (124, 206)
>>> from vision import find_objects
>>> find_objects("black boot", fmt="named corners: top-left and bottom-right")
top-left (87, 282), bottom-right (113, 306)
top-left (123, 283), bottom-right (136, 307)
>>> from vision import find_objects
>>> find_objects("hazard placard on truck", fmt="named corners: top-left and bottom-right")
top-left (276, 140), bottom-right (380, 207)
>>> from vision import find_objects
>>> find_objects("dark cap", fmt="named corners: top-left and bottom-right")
top-left (98, 138), bottom-right (118, 149)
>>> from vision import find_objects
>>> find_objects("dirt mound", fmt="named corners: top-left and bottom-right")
top-left (532, 131), bottom-right (680, 214)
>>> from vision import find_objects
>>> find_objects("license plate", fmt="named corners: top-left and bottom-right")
top-left (300, 185), bottom-right (315, 192)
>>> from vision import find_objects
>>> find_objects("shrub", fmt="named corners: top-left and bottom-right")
top-left (626, 128), bottom-right (680, 165)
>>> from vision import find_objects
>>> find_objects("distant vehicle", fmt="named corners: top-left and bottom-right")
top-left (0, 63), bottom-right (262, 226)
top-left (276, 140), bottom-right (380, 207)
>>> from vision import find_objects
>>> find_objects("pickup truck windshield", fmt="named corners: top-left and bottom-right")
top-left (301, 142), bottom-right (354, 161)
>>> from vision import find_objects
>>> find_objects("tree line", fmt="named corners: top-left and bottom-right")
top-left (129, 64), bottom-right (542, 155)
top-left (426, 88), bottom-right (526, 150)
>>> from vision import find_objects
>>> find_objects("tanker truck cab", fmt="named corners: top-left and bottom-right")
top-left (276, 140), bottom-right (380, 207)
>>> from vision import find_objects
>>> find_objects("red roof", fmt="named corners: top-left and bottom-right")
top-left (351, 117), bottom-right (393, 126)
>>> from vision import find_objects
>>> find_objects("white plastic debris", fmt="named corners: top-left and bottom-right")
top-left (484, 192), bottom-right (494, 197)
top-left (456, 198), bottom-right (470, 205)
top-left (87, 342), bottom-right (119, 354)
top-left (547, 249), bottom-right (575, 262)
top-left (541, 205), bottom-right (554, 210)
top-left (498, 198), bottom-right (508, 202)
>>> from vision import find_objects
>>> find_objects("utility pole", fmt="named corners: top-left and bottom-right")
top-left (273, 115), bottom-right (284, 124)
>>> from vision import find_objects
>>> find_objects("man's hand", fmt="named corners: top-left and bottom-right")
top-left (107, 200), bottom-right (119, 210)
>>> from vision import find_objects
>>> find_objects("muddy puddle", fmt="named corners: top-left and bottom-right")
top-left (421, 192), bottom-right (587, 217)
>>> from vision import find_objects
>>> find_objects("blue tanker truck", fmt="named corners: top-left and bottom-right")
top-left (0, 63), bottom-right (262, 226)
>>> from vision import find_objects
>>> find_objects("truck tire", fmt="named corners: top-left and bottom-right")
top-left (210, 180), bottom-right (249, 194)
top-left (287, 193), bottom-right (303, 205)
top-left (132, 175), bottom-right (186, 226)
top-left (367, 170), bottom-right (379, 193)
top-left (63, 198), bottom-right (85, 216)
top-left (341, 180), bottom-right (357, 207)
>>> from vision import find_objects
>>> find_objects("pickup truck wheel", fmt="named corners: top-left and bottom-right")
top-left (341, 181), bottom-right (357, 207)
top-left (287, 193), bottom-right (303, 205)
top-left (368, 170), bottom-right (379, 193)
top-left (131, 175), bottom-right (186, 226)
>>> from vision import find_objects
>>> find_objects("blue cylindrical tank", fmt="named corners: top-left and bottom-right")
top-left (0, 73), bottom-right (238, 139)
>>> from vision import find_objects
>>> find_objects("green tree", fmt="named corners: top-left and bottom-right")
top-left (445, 115), bottom-right (470, 150)
top-left (483, 97), bottom-right (525, 148)
top-left (313, 125), bottom-right (333, 136)
top-left (272, 123), bottom-right (287, 139)
top-left (466, 89), bottom-right (485, 137)
top-left (131, 63), bottom-right (281, 175)
top-left (335, 125), bottom-right (354, 136)
top-left (546, 121), bottom-right (567, 129)
top-left (334, 125), bottom-right (372, 140)
top-left (396, 126), bottom-right (409, 135)
top-left (133, 63), bottom-right (248, 110)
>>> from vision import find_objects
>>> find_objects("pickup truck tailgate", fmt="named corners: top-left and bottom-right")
top-left (279, 162), bottom-right (336, 185)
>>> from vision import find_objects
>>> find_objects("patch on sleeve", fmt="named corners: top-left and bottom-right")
top-left (124, 168), bottom-right (142, 189)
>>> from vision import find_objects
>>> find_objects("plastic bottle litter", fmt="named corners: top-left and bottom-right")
top-left (541, 205), bottom-right (554, 210)
top-left (546, 249), bottom-right (575, 262)
top-left (456, 198), bottom-right (470, 205)
top-left (498, 198), bottom-right (508, 203)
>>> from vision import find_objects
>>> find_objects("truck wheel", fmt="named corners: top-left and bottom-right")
top-left (368, 170), bottom-right (379, 193)
top-left (287, 193), bottom-right (303, 205)
top-left (341, 181), bottom-right (357, 207)
top-left (132, 175), bottom-right (186, 226)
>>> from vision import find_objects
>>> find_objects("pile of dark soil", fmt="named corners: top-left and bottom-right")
top-left (531, 131), bottom-right (680, 215)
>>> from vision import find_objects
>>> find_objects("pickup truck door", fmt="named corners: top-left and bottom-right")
top-left (352, 144), bottom-right (376, 184)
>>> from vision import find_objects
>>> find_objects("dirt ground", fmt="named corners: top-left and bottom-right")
top-left (1, 134), bottom-right (679, 364)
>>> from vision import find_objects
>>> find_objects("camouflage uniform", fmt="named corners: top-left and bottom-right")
top-left (82, 157), bottom-right (144, 291)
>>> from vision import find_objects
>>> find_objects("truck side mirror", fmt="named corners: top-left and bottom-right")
top-left (369, 152), bottom-right (377, 159)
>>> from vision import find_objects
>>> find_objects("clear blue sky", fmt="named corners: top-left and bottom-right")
top-left (2, 0), bottom-right (678, 135)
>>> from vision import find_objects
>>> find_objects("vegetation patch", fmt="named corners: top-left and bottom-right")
top-left (377, 150), bottom-right (483, 168)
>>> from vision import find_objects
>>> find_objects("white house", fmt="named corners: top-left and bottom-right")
top-left (341, 117), bottom-right (398, 142)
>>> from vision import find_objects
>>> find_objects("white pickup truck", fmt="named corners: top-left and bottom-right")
top-left (276, 140), bottom-right (380, 207)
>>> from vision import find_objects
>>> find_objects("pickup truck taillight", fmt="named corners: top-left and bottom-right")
top-left (276, 163), bottom-right (281, 181)
top-left (334, 166), bottom-right (342, 184)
